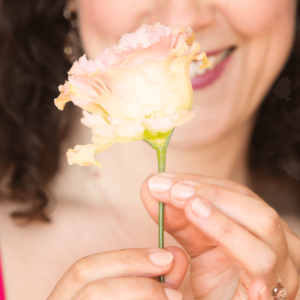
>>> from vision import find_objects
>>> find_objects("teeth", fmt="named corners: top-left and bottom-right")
top-left (189, 48), bottom-right (232, 79)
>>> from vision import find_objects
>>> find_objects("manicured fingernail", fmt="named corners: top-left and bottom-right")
top-left (171, 183), bottom-right (195, 200)
top-left (148, 176), bottom-right (173, 193)
top-left (164, 288), bottom-right (183, 300)
top-left (149, 250), bottom-right (174, 267)
top-left (259, 285), bottom-right (268, 300)
top-left (192, 198), bottom-right (211, 218)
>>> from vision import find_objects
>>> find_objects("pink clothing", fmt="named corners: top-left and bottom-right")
top-left (0, 252), bottom-right (5, 300)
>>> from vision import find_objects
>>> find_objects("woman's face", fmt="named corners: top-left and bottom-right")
top-left (75, 0), bottom-right (297, 149)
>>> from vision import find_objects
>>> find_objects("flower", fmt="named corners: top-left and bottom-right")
top-left (55, 23), bottom-right (211, 167)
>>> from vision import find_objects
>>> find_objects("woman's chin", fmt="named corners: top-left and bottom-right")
top-left (169, 122), bottom-right (222, 151)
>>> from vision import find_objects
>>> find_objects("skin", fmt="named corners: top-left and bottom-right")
top-left (77, 0), bottom-right (296, 149)
top-left (0, 0), bottom-right (299, 299)
top-left (142, 173), bottom-right (300, 299)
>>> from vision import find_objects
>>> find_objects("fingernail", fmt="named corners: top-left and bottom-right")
top-left (192, 198), bottom-right (211, 218)
top-left (148, 176), bottom-right (173, 193)
top-left (171, 183), bottom-right (195, 200)
top-left (149, 250), bottom-right (174, 267)
top-left (164, 288), bottom-right (183, 300)
top-left (259, 285), bottom-right (268, 300)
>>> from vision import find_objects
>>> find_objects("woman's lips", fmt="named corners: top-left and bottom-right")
top-left (191, 48), bottom-right (234, 90)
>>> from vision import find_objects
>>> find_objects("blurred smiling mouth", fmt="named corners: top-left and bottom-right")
top-left (189, 46), bottom-right (236, 90)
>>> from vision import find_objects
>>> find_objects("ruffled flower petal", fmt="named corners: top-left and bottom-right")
top-left (108, 117), bottom-right (145, 139)
top-left (54, 93), bottom-right (70, 111)
top-left (81, 111), bottom-right (115, 139)
top-left (171, 110), bottom-right (195, 127)
top-left (55, 23), bottom-right (210, 168)
top-left (69, 55), bottom-right (102, 76)
top-left (67, 143), bottom-right (113, 167)
top-left (54, 84), bottom-right (71, 110)
top-left (81, 111), bottom-right (107, 127)
top-left (144, 110), bottom-right (194, 133)
top-left (144, 117), bottom-right (174, 132)
top-left (97, 67), bottom-right (161, 119)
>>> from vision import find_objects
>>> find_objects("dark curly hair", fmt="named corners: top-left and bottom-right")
top-left (0, 0), bottom-right (299, 222)
top-left (0, 0), bottom-right (74, 222)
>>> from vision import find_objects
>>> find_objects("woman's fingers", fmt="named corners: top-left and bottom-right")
top-left (72, 277), bottom-right (183, 300)
top-left (174, 182), bottom-right (287, 256)
top-left (184, 196), bottom-right (299, 299)
top-left (147, 172), bottom-right (261, 199)
top-left (184, 196), bottom-right (278, 278)
top-left (141, 174), bottom-right (300, 299)
top-left (183, 195), bottom-right (284, 299)
top-left (143, 173), bottom-right (288, 260)
top-left (141, 175), bottom-right (219, 255)
top-left (231, 278), bottom-right (270, 300)
top-left (48, 247), bottom-right (188, 300)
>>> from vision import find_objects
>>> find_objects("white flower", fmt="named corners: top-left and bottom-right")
top-left (55, 23), bottom-right (211, 167)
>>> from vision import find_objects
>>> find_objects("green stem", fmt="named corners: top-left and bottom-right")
top-left (143, 129), bottom-right (174, 284)
top-left (156, 147), bottom-right (166, 283)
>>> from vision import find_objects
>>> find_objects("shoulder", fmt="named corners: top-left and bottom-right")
top-left (0, 201), bottom-right (104, 300)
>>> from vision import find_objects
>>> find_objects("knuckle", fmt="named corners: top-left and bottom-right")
top-left (79, 282), bottom-right (102, 300)
top-left (259, 251), bottom-right (278, 278)
top-left (69, 258), bottom-right (91, 285)
top-left (259, 208), bottom-right (281, 236)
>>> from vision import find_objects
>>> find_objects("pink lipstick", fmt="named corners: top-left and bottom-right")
top-left (191, 47), bottom-right (235, 90)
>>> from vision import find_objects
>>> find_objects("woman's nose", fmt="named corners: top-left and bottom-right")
top-left (149, 0), bottom-right (214, 31)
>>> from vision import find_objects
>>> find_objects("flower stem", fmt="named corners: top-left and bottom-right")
top-left (143, 129), bottom-right (174, 284)
top-left (156, 148), bottom-right (166, 283)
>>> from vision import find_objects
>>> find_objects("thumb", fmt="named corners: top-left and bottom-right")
top-left (140, 174), bottom-right (190, 232)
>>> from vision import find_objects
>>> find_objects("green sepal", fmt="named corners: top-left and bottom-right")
top-left (143, 129), bottom-right (175, 151)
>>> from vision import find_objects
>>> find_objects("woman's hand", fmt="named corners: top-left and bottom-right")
top-left (141, 173), bottom-right (300, 300)
top-left (47, 247), bottom-right (189, 300)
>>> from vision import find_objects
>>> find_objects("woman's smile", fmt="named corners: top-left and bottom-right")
top-left (190, 46), bottom-right (236, 90)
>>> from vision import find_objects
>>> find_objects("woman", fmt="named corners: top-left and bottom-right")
top-left (0, 0), bottom-right (299, 299)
